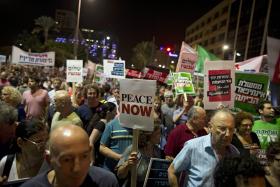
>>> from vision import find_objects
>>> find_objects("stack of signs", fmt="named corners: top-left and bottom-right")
top-left (119, 79), bottom-right (156, 131)
top-left (235, 72), bottom-right (269, 115)
top-left (66, 60), bottom-right (83, 83)
top-left (203, 60), bottom-right (235, 110)
top-left (103, 59), bottom-right (125, 79)
top-left (173, 72), bottom-right (195, 95)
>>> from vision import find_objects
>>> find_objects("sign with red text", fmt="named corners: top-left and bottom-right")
top-left (11, 46), bottom-right (55, 66)
top-left (203, 60), bottom-right (235, 110)
top-left (126, 69), bottom-right (142, 78)
top-left (119, 79), bottom-right (156, 131)
top-left (66, 60), bottom-right (83, 83)
top-left (176, 42), bottom-right (197, 73)
top-left (143, 67), bottom-right (168, 83)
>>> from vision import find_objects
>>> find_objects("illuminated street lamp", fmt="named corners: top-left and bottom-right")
top-left (222, 44), bottom-right (240, 62)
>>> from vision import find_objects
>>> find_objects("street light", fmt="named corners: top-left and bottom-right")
top-left (222, 44), bottom-right (240, 62)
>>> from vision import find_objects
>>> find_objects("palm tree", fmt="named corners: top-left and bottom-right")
top-left (130, 41), bottom-right (157, 70)
top-left (32, 16), bottom-right (57, 45)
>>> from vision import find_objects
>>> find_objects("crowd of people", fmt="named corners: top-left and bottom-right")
top-left (0, 64), bottom-right (280, 187)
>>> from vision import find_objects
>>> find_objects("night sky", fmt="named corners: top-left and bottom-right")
top-left (0, 0), bottom-right (221, 60)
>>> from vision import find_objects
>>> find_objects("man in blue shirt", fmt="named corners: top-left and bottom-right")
top-left (168, 110), bottom-right (239, 187)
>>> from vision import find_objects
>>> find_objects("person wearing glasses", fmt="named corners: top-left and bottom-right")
top-left (20, 124), bottom-right (118, 187)
top-left (168, 110), bottom-right (239, 187)
top-left (0, 118), bottom-right (48, 183)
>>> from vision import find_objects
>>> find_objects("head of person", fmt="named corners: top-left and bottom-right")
top-left (1, 86), bottom-right (22, 107)
top-left (257, 100), bottom-right (274, 120)
top-left (84, 84), bottom-right (99, 101)
top-left (54, 90), bottom-right (72, 114)
top-left (187, 106), bottom-right (206, 130)
top-left (103, 84), bottom-right (111, 93)
top-left (153, 96), bottom-right (162, 112)
top-left (175, 94), bottom-right (194, 108)
top-left (16, 119), bottom-right (48, 159)
top-left (214, 155), bottom-right (266, 187)
top-left (28, 75), bottom-right (41, 90)
top-left (46, 125), bottom-right (92, 187)
top-left (52, 77), bottom-right (62, 91)
top-left (158, 86), bottom-right (166, 96)
top-left (235, 111), bottom-right (254, 137)
top-left (0, 71), bottom-right (8, 80)
top-left (266, 141), bottom-right (280, 174)
top-left (209, 109), bottom-right (235, 148)
top-left (0, 103), bottom-right (18, 144)
top-left (96, 102), bottom-right (117, 121)
top-left (138, 120), bottom-right (161, 148)
top-left (111, 88), bottom-right (120, 103)
top-left (164, 91), bottom-right (174, 107)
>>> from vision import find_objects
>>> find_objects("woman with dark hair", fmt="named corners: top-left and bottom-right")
top-left (231, 111), bottom-right (260, 156)
top-left (0, 118), bottom-right (48, 182)
top-left (88, 102), bottom-right (117, 166)
top-left (265, 141), bottom-right (280, 187)
top-left (116, 120), bottom-right (163, 187)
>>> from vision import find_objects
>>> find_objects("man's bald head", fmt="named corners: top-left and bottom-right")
top-left (54, 90), bottom-right (70, 101)
top-left (49, 124), bottom-right (89, 156)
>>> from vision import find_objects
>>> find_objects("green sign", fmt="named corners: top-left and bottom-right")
top-left (165, 72), bottom-right (173, 85)
top-left (235, 72), bottom-right (269, 115)
top-left (94, 65), bottom-right (104, 83)
top-left (173, 72), bottom-right (195, 95)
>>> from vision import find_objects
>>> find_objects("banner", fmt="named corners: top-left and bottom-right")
top-left (143, 67), bottom-right (168, 83)
top-left (235, 72), bottom-right (269, 115)
top-left (173, 72), bottom-right (195, 95)
top-left (267, 37), bottom-right (280, 83)
top-left (11, 46), bottom-right (55, 66)
top-left (235, 55), bottom-right (265, 73)
top-left (66, 60), bottom-right (83, 83)
top-left (203, 60), bottom-right (235, 110)
top-left (103, 59), bottom-right (125, 79)
top-left (195, 45), bottom-right (220, 74)
top-left (126, 69), bottom-right (142, 78)
top-left (175, 42), bottom-right (197, 73)
top-left (119, 79), bottom-right (156, 131)
top-left (0, 55), bottom-right (6, 63)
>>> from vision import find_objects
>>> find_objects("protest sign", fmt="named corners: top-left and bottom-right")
top-left (235, 72), bottom-right (269, 115)
top-left (165, 71), bottom-right (173, 85)
top-left (66, 60), bottom-right (83, 83)
top-left (126, 69), bottom-right (142, 78)
top-left (234, 55), bottom-right (265, 73)
top-left (0, 55), bottom-right (6, 63)
top-left (94, 64), bottom-right (105, 84)
top-left (143, 67), bottom-right (168, 83)
top-left (119, 79), bottom-right (156, 131)
top-left (267, 36), bottom-right (280, 83)
top-left (204, 60), bottom-right (235, 110)
top-left (11, 46), bottom-right (55, 66)
top-left (103, 59), bottom-right (125, 79)
top-left (173, 72), bottom-right (195, 95)
top-left (143, 158), bottom-right (171, 187)
top-left (176, 42), bottom-right (197, 73)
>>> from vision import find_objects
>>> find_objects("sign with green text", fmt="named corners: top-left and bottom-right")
top-left (173, 72), bottom-right (195, 95)
top-left (235, 72), bottom-right (269, 115)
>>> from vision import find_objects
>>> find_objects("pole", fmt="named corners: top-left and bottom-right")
top-left (260, 0), bottom-right (272, 55)
top-left (244, 0), bottom-right (255, 60)
top-left (233, 0), bottom-right (242, 57)
top-left (74, 0), bottom-right (82, 60)
top-left (233, 50), bottom-right (237, 62)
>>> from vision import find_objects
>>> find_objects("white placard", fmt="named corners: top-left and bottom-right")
top-left (119, 79), bottom-right (156, 131)
top-left (203, 60), bottom-right (235, 110)
top-left (0, 55), bottom-right (6, 63)
top-left (66, 60), bottom-right (83, 83)
top-left (11, 46), bottom-right (55, 66)
top-left (103, 59), bottom-right (125, 79)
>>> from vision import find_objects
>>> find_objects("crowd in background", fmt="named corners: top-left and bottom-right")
top-left (0, 64), bottom-right (279, 187)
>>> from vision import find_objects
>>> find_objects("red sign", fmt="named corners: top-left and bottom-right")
top-left (126, 69), bottom-right (142, 78)
top-left (143, 68), bottom-right (168, 83)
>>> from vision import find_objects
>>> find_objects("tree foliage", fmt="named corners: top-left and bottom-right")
top-left (130, 41), bottom-right (157, 70)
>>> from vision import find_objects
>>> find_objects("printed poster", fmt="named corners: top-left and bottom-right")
top-left (203, 60), bottom-right (235, 110)
top-left (103, 59), bottom-right (125, 79)
top-left (173, 72), bottom-right (195, 95)
top-left (176, 41), bottom-right (197, 73)
top-left (66, 60), bottom-right (83, 83)
top-left (119, 79), bottom-right (156, 131)
top-left (235, 72), bottom-right (269, 115)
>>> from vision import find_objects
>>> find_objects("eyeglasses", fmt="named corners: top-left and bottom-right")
top-left (24, 138), bottom-right (46, 149)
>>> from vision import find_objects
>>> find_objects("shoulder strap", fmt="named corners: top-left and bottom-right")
top-left (2, 154), bottom-right (15, 178)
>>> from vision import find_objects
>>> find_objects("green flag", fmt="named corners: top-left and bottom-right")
top-left (195, 45), bottom-right (220, 74)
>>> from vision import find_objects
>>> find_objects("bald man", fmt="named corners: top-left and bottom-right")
top-left (51, 90), bottom-right (83, 131)
top-left (168, 110), bottom-right (239, 187)
top-left (21, 124), bottom-right (119, 187)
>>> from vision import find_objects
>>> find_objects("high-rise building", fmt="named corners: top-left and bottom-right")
top-left (185, 0), bottom-right (273, 62)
